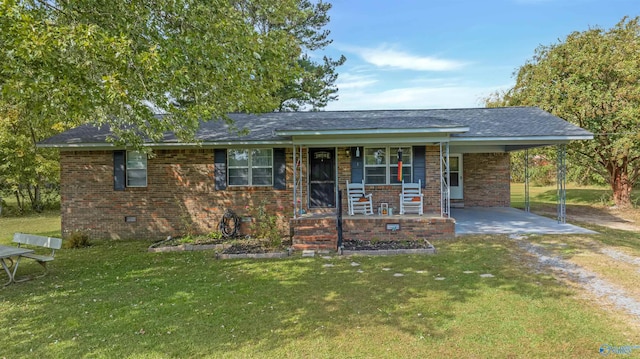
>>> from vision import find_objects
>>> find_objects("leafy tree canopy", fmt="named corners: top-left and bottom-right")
top-left (1, 0), bottom-right (322, 146)
top-left (486, 16), bottom-right (640, 208)
top-left (0, 0), bottom-right (343, 212)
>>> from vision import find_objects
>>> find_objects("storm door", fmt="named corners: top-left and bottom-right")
top-left (309, 148), bottom-right (336, 208)
top-left (450, 154), bottom-right (463, 199)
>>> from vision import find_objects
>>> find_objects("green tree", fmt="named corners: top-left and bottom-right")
top-left (486, 17), bottom-right (640, 208)
top-left (0, 0), bottom-right (341, 212)
top-left (237, 0), bottom-right (346, 111)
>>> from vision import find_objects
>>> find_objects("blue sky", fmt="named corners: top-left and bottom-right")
top-left (320, 0), bottom-right (639, 110)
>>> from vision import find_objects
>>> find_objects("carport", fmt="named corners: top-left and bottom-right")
top-left (452, 207), bottom-right (597, 235)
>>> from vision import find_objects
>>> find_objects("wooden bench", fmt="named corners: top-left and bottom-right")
top-left (12, 233), bottom-right (63, 280)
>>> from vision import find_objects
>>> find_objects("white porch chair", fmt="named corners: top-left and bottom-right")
top-left (346, 180), bottom-right (374, 215)
top-left (399, 180), bottom-right (423, 215)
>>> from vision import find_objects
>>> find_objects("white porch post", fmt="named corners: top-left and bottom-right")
top-left (293, 144), bottom-right (297, 219)
top-left (299, 145), bottom-right (304, 215)
top-left (524, 149), bottom-right (530, 213)
top-left (557, 144), bottom-right (567, 223)
top-left (439, 142), bottom-right (450, 218)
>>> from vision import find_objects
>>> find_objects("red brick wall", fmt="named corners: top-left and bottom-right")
top-left (342, 216), bottom-right (454, 241)
top-left (59, 147), bottom-right (510, 240)
top-left (463, 153), bottom-right (511, 207)
top-left (60, 149), bottom-right (294, 240)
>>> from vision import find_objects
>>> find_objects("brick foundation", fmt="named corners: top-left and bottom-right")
top-left (342, 215), bottom-right (455, 242)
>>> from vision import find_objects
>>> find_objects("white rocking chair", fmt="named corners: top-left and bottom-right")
top-left (346, 180), bottom-right (374, 215)
top-left (399, 180), bottom-right (423, 215)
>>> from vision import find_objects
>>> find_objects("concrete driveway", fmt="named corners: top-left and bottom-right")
top-left (452, 207), bottom-right (597, 235)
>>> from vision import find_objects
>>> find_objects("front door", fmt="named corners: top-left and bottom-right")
top-left (309, 148), bottom-right (336, 208)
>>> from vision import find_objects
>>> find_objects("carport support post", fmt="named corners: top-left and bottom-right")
top-left (556, 145), bottom-right (567, 224)
top-left (524, 149), bottom-right (530, 212)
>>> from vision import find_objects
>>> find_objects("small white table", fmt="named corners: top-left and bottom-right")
top-left (0, 245), bottom-right (34, 286)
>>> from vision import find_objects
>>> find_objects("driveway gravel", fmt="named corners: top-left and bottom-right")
top-left (510, 234), bottom-right (640, 321)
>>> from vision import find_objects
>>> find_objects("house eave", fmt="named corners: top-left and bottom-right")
top-left (38, 140), bottom-right (294, 150)
top-left (275, 126), bottom-right (470, 137)
top-left (451, 135), bottom-right (593, 144)
top-left (38, 134), bottom-right (592, 150)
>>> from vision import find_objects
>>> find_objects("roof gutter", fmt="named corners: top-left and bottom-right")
top-left (37, 140), bottom-right (294, 150)
top-left (451, 134), bottom-right (593, 143)
top-left (275, 126), bottom-right (469, 136)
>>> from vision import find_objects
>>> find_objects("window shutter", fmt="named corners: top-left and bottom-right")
top-left (214, 149), bottom-right (227, 190)
top-left (412, 146), bottom-right (426, 188)
top-left (350, 147), bottom-right (364, 183)
top-left (273, 148), bottom-right (286, 190)
top-left (114, 150), bottom-right (126, 191)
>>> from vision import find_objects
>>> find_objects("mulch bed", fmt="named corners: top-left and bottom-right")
top-left (342, 239), bottom-right (434, 251)
top-left (150, 237), bottom-right (433, 254)
top-left (149, 236), bottom-right (291, 254)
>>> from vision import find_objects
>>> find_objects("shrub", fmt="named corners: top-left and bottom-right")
top-left (178, 235), bottom-right (194, 244)
top-left (207, 231), bottom-right (223, 240)
top-left (249, 201), bottom-right (285, 248)
top-left (65, 231), bottom-right (91, 249)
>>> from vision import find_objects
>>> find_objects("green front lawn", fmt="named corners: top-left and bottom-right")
top-left (1, 235), bottom-right (637, 358)
top-left (1, 186), bottom-right (639, 357)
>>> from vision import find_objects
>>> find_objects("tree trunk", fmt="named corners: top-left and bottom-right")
top-left (611, 170), bottom-right (633, 208)
top-left (14, 190), bottom-right (24, 213)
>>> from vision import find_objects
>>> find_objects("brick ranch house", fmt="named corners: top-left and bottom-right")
top-left (39, 107), bottom-right (592, 250)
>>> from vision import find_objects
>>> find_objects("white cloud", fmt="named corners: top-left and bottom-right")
top-left (346, 45), bottom-right (467, 71)
top-left (335, 73), bottom-right (378, 90)
top-left (326, 83), bottom-right (512, 111)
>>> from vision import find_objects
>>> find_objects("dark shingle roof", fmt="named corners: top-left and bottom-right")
top-left (38, 107), bottom-right (592, 147)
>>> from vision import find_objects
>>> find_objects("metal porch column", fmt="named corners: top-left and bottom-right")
top-left (293, 144), bottom-right (298, 219)
top-left (298, 145), bottom-right (304, 216)
top-left (440, 142), bottom-right (450, 218)
top-left (556, 145), bottom-right (567, 223)
top-left (524, 149), bottom-right (530, 213)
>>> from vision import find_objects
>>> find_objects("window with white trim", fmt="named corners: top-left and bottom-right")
top-left (228, 148), bottom-right (273, 186)
top-left (126, 151), bottom-right (147, 187)
top-left (364, 146), bottom-right (412, 184)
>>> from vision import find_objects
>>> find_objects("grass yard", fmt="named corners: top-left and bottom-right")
top-left (1, 236), bottom-right (638, 358)
top-left (511, 182), bottom-right (640, 209)
top-left (0, 210), bottom-right (61, 242)
top-left (1, 185), bottom-right (640, 358)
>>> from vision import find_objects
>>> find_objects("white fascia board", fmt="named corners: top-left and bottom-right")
top-left (291, 136), bottom-right (451, 146)
top-left (275, 126), bottom-right (469, 136)
top-left (449, 145), bottom-right (507, 153)
top-left (38, 143), bottom-right (115, 149)
top-left (451, 135), bottom-right (593, 144)
top-left (152, 141), bottom-right (293, 148)
top-left (39, 140), bottom-right (294, 150)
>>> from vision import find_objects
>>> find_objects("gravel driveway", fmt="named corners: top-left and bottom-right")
top-left (511, 234), bottom-right (640, 321)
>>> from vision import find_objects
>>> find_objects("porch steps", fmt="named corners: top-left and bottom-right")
top-left (291, 217), bottom-right (338, 251)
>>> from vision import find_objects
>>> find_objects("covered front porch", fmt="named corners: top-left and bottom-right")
top-left (290, 206), bottom-right (596, 251)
